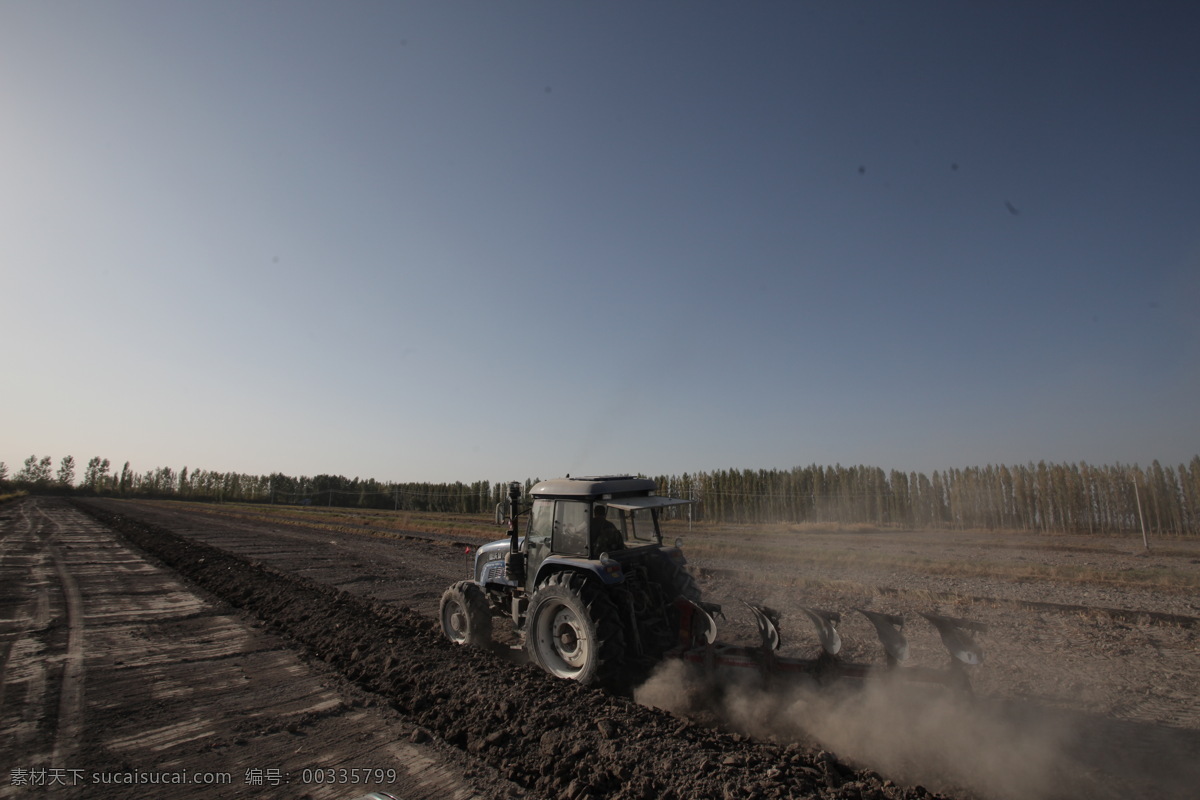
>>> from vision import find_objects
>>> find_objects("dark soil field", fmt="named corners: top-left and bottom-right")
top-left (2, 497), bottom-right (1196, 799)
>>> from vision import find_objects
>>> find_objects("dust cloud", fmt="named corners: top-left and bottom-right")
top-left (635, 661), bottom-right (1100, 800)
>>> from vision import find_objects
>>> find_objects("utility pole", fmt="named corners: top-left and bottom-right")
top-left (1132, 471), bottom-right (1149, 551)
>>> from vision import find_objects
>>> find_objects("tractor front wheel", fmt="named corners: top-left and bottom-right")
top-left (526, 572), bottom-right (624, 686)
top-left (440, 581), bottom-right (492, 647)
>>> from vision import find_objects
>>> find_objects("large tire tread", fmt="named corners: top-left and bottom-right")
top-left (440, 580), bottom-right (493, 647)
top-left (525, 571), bottom-right (626, 688)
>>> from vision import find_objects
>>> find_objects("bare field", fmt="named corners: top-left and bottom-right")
top-left (664, 523), bottom-right (1200, 798)
top-left (2, 497), bottom-right (1197, 799)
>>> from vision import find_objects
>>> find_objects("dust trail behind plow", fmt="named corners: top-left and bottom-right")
top-left (636, 660), bottom-right (1199, 800)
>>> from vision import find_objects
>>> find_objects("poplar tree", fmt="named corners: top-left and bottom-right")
top-left (57, 456), bottom-right (76, 487)
top-left (17, 455), bottom-right (38, 483)
top-left (32, 456), bottom-right (54, 485)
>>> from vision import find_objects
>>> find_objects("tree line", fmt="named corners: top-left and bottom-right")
top-left (0, 456), bottom-right (510, 514)
top-left (3, 454), bottom-right (1197, 536)
top-left (652, 459), bottom-right (1200, 536)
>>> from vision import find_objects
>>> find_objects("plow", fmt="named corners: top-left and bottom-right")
top-left (672, 598), bottom-right (987, 692)
top-left (441, 476), bottom-right (986, 694)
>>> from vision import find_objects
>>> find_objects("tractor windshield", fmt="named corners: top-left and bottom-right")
top-left (591, 496), bottom-right (693, 557)
top-left (601, 496), bottom-right (692, 550)
top-left (610, 507), bottom-right (659, 545)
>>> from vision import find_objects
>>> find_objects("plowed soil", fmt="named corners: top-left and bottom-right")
top-left (2, 497), bottom-right (1197, 800)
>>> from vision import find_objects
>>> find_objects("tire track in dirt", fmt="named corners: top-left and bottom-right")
top-left (0, 501), bottom-right (65, 763)
top-left (9, 503), bottom-right (89, 767)
top-left (41, 521), bottom-right (87, 767)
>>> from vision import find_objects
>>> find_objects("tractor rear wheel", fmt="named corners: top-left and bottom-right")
top-left (526, 572), bottom-right (624, 686)
top-left (440, 581), bottom-right (492, 647)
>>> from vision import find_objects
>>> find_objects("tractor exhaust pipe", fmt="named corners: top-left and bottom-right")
top-left (504, 481), bottom-right (526, 584)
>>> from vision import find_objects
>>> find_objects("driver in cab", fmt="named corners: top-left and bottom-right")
top-left (592, 505), bottom-right (624, 556)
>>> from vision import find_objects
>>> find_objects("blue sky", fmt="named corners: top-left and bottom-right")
top-left (2, 1), bottom-right (1197, 485)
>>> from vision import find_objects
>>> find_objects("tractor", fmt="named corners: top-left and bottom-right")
top-left (440, 476), bottom-right (699, 689)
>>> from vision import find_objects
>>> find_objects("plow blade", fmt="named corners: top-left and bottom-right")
top-left (798, 606), bottom-right (841, 656)
top-left (920, 613), bottom-right (987, 666)
top-left (746, 603), bottom-right (782, 652)
top-left (856, 608), bottom-right (909, 666)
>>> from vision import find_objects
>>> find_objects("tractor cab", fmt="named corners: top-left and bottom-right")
top-left (519, 476), bottom-right (691, 593)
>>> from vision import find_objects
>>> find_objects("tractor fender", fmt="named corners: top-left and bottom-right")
top-left (659, 545), bottom-right (687, 566)
top-left (533, 556), bottom-right (623, 589)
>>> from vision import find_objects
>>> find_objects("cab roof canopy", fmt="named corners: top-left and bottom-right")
top-left (530, 475), bottom-right (657, 499)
